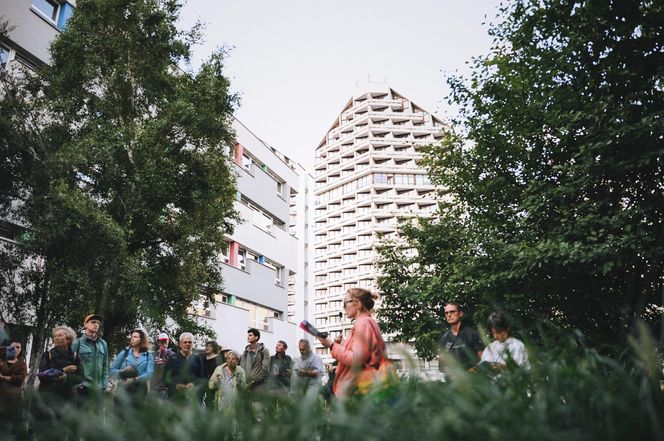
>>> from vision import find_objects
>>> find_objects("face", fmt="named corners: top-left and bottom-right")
top-left (491, 327), bottom-right (510, 343)
top-left (298, 341), bottom-right (309, 356)
top-left (130, 332), bottom-right (142, 347)
top-left (247, 332), bottom-right (258, 344)
top-left (84, 319), bottom-right (100, 334)
top-left (205, 344), bottom-right (214, 355)
top-left (53, 330), bottom-right (68, 347)
top-left (343, 293), bottom-right (360, 319)
top-left (180, 337), bottom-right (194, 354)
top-left (158, 339), bottom-right (169, 348)
top-left (227, 353), bottom-right (238, 368)
top-left (275, 342), bottom-right (286, 354)
top-left (11, 342), bottom-right (21, 358)
top-left (444, 305), bottom-right (463, 325)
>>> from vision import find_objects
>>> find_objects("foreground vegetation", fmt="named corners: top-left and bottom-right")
top-left (14, 327), bottom-right (664, 441)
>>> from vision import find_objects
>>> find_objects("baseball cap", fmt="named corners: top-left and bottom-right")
top-left (157, 332), bottom-right (169, 341)
top-left (83, 314), bottom-right (103, 324)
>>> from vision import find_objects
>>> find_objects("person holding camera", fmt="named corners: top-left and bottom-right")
top-left (0, 341), bottom-right (27, 428)
top-left (110, 329), bottom-right (154, 397)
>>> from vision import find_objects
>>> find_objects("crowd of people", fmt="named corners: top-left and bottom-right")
top-left (0, 288), bottom-right (530, 428)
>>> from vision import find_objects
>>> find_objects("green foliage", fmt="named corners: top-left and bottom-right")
top-left (16, 329), bottom-right (664, 441)
top-left (0, 0), bottom-right (239, 356)
top-left (377, 0), bottom-right (664, 357)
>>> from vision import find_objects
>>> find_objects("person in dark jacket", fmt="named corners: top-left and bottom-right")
top-left (38, 325), bottom-right (84, 400)
top-left (201, 340), bottom-right (224, 407)
top-left (164, 332), bottom-right (205, 403)
top-left (0, 340), bottom-right (28, 437)
top-left (148, 333), bottom-right (173, 399)
top-left (268, 340), bottom-right (292, 395)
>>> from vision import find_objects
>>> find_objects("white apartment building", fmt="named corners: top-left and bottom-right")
top-left (1, 1), bottom-right (313, 357)
top-left (194, 119), bottom-right (313, 354)
top-left (312, 85), bottom-right (445, 368)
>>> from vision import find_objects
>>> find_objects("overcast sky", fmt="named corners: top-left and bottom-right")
top-left (178, 0), bottom-right (503, 170)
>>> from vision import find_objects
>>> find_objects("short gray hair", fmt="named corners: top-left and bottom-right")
top-left (52, 325), bottom-right (77, 344)
top-left (179, 332), bottom-right (194, 342)
top-left (225, 350), bottom-right (240, 361)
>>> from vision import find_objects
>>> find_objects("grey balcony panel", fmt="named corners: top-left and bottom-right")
top-left (236, 165), bottom-right (290, 224)
top-left (221, 260), bottom-right (287, 312)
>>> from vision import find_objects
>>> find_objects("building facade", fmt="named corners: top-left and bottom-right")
top-left (1, 1), bottom-right (313, 358)
top-left (312, 85), bottom-right (445, 370)
top-left (193, 119), bottom-right (313, 354)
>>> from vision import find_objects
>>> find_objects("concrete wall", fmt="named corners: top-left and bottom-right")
top-left (220, 260), bottom-right (287, 313)
top-left (3, 0), bottom-right (60, 63)
top-left (236, 164), bottom-right (290, 224)
top-left (231, 202), bottom-right (298, 270)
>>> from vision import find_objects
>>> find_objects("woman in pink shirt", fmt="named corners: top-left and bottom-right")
top-left (317, 288), bottom-right (387, 399)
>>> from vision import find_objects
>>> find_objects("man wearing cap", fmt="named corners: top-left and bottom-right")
top-left (72, 314), bottom-right (109, 393)
top-left (148, 333), bottom-right (173, 399)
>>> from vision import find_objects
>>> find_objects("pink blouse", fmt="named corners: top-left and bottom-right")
top-left (330, 313), bottom-right (386, 398)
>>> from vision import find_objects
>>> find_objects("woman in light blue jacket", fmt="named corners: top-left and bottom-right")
top-left (110, 329), bottom-right (154, 396)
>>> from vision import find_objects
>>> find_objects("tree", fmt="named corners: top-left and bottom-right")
top-left (377, 0), bottom-right (664, 358)
top-left (0, 0), bottom-right (239, 371)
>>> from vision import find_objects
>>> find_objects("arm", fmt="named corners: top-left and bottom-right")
top-left (101, 342), bottom-right (109, 389)
top-left (9, 360), bottom-right (27, 385)
top-left (208, 365), bottom-right (222, 390)
top-left (255, 348), bottom-right (270, 384)
top-left (330, 319), bottom-right (372, 369)
top-left (312, 355), bottom-right (324, 378)
top-left (109, 350), bottom-right (126, 376)
top-left (66, 352), bottom-right (85, 386)
top-left (137, 352), bottom-right (154, 382)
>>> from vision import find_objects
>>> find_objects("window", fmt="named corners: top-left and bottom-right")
top-left (275, 266), bottom-right (283, 286)
top-left (32, 0), bottom-right (59, 22)
top-left (0, 46), bottom-right (9, 69)
top-left (220, 241), bottom-right (230, 264)
top-left (238, 248), bottom-right (247, 271)
top-left (276, 181), bottom-right (284, 197)
top-left (242, 154), bottom-right (252, 172)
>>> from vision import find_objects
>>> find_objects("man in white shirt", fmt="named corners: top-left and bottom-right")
top-left (291, 339), bottom-right (324, 395)
top-left (480, 311), bottom-right (529, 370)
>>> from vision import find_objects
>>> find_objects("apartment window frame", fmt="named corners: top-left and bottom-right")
top-left (238, 248), bottom-right (247, 271)
top-left (32, 0), bottom-right (60, 23)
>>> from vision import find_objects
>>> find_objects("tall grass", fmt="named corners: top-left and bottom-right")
top-left (14, 326), bottom-right (664, 441)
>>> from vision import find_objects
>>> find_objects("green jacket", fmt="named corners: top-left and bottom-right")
top-left (72, 334), bottom-right (109, 389)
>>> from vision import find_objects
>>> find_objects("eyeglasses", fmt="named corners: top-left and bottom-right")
top-left (444, 310), bottom-right (459, 315)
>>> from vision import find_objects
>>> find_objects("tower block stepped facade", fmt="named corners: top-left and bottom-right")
top-left (313, 85), bottom-right (446, 363)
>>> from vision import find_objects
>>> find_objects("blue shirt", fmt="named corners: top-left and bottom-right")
top-left (110, 348), bottom-right (154, 382)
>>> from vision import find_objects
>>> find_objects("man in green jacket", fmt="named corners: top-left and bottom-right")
top-left (72, 314), bottom-right (109, 393)
top-left (239, 328), bottom-right (270, 393)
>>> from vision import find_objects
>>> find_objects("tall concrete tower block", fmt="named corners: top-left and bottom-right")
top-left (312, 85), bottom-right (446, 366)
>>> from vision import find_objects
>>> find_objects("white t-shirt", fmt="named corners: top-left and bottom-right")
top-left (480, 337), bottom-right (529, 369)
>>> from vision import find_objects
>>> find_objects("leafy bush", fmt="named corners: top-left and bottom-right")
top-left (13, 327), bottom-right (663, 441)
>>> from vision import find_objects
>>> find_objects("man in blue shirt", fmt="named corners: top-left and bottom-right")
top-left (72, 314), bottom-right (109, 393)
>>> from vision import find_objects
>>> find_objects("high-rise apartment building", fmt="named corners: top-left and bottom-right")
top-left (312, 85), bottom-right (445, 362)
top-left (194, 119), bottom-right (313, 352)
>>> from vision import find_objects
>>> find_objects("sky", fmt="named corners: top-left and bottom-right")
top-left (178, 0), bottom-right (504, 171)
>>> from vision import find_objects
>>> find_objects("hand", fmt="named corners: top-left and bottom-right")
top-left (186, 383), bottom-right (194, 389)
top-left (175, 383), bottom-right (187, 391)
top-left (334, 334), bottom-right (343, 344)
top-left (63, 365), bottom-right (77, 374)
